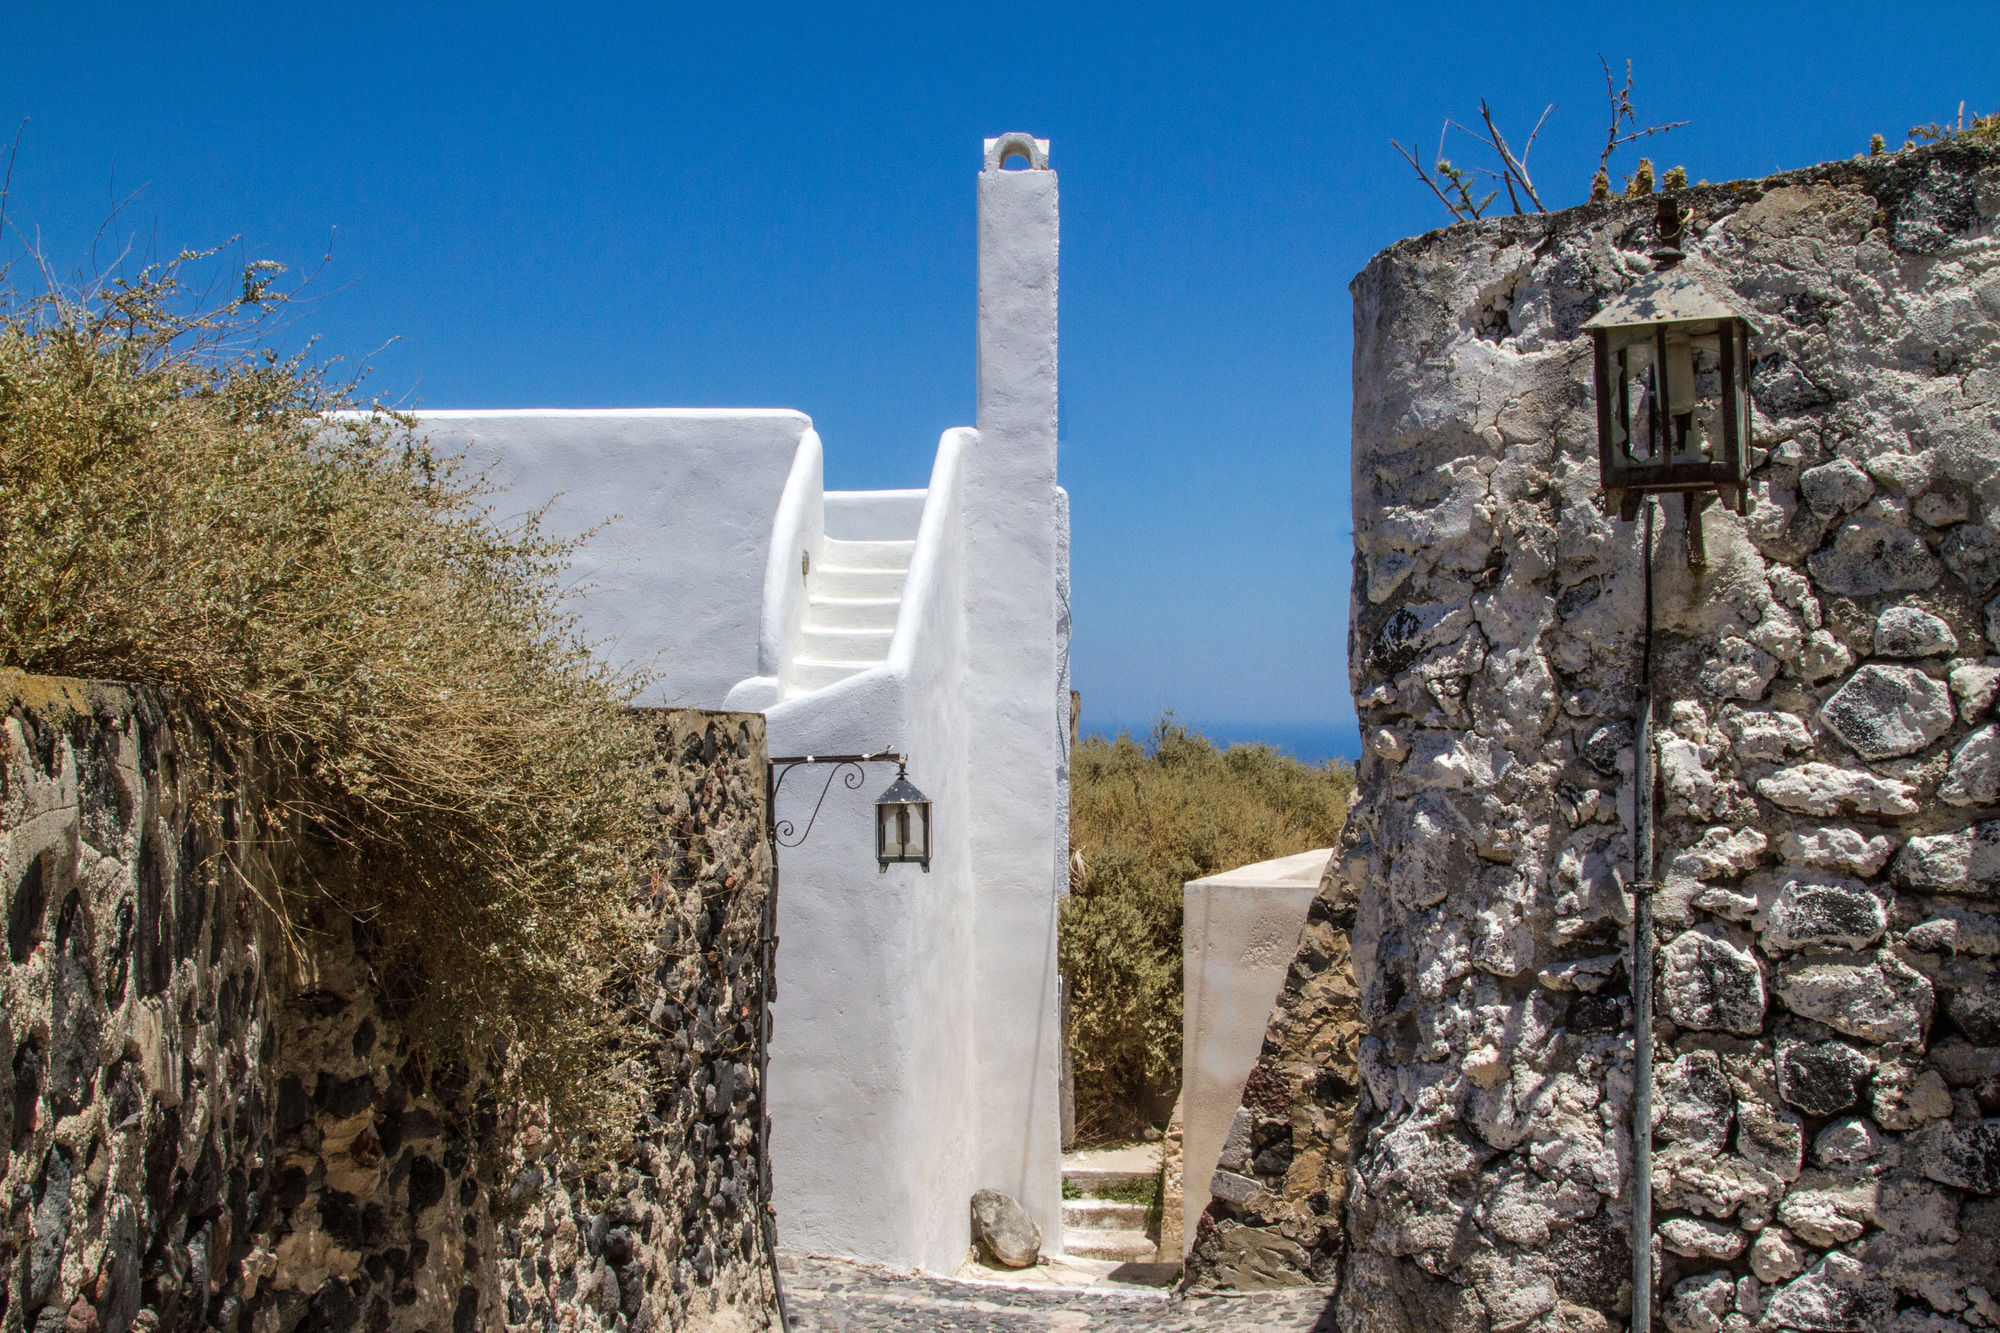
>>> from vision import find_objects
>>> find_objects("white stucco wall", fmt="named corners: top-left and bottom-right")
top-left (452, 136), bottom-right (1068, 1279)
top-left (760, 431), bottom-right (978, 1275)
top-left (965, 138), bottom-right (1067, 1255)
top-left (418, 408), bottom-right (812, 707)
top-left (753, 138), bottom-right (1067, 1274)
top-left (1180, 848), bottom-right (1331, 1248)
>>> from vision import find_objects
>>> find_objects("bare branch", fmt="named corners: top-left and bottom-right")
top-left (1392, 138), bottom-right (1471, 220)
top-left (1596, 55), bottom-right (1687, 181)
top-left (1477, 98), bottom-right (1548, 212)
top-left (1611, 120), bottom-right (1690, 151)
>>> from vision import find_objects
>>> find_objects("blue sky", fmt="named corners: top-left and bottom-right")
top-left (5, 3), bottom-right (1994, 759)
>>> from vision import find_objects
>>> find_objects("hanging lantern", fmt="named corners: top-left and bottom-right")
top-left (1584, 201), bottom-right (1759, 522)
top-left (874, 764), bottom-right (932, 871)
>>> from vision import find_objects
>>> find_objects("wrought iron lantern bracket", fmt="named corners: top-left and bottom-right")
top-left (765, 751), bottom-right (933, 871)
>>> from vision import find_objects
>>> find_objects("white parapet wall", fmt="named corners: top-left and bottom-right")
top-left (416, 408), bottom-right (814, 707)
top-left (1180, 848), bottom-right (1331, 1247)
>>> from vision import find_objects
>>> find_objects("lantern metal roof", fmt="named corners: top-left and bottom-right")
top-left (1582, 261), bottom-right (1762, 334)
top-left (874, 773), bottom-right (928, 806)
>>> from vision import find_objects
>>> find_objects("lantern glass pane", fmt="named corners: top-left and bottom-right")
top-left (1665, 327), bottom-right (1725, 465)
top-left (1611, 332), bottom-right (1657, 464)
top-left (876, 800), bottom-right (927, 860)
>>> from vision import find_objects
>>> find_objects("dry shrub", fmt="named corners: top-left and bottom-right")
top-left (1061, 716), bottom-right (1353, 1143)
top-left (0, 248), bottom-right (653, 1147)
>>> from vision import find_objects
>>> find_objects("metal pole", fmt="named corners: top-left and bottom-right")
top-left (757, 763), bottom-right (792, 1332)
top-left (1631, 498), bottom-right (1657, 1333)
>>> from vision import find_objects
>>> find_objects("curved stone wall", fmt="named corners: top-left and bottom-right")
top-left (1191, 143), bottom-right (2000, 1333)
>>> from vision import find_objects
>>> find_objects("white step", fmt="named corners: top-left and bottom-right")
top-left (804, 596), bottom-right (901, 632)
top-left (819, 538), bottom-right (915, 571)
top-left (812, 567), bottom-right (908, 600)
top-left (1062, 1229), bottom-right (1157, 1262)
top-left (799, 627), bottom-right (892, 663)
top-left (1062, 1199), bottom-right (1149, 1231)
top-left (788, 658), bottom-right (874, 694)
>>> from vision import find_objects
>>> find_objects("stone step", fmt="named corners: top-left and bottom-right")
top-left (1062, 1167), bottom-right (1156, 1194)
top-left (1061, 1228), bottom-right (1157, 1263)
top-left (1062, 1199), bottom-right (1148, 1231)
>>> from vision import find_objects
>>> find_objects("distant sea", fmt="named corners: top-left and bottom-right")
top-left (1084, 718), bottom-right (1362, 765)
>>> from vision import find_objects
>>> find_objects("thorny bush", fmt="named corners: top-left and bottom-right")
top-left (0, 248), bottom-right (656, 1154)
top-left (1061, 716), bottom-right (1352, 1143)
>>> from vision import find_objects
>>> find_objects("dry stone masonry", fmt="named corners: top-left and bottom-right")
top-left (1188, 143), bottom-right (2000, 1331)
top-left (0, 673), bottom-right (779, 1333)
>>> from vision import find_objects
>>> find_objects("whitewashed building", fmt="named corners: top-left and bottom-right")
top-left (415, 134), bottom-right (1070, 1275)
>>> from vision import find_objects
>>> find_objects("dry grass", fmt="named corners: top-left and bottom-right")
top-left (0, 247), bottom-right (653, 1148)
top-left (1062, 717), bottom-right (1353, 1143)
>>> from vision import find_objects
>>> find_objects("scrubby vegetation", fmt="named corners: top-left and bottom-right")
top-left (1060, 717), bottom-right (1353, 1142)
top-left (0, 247), bottom-right (653, 1148)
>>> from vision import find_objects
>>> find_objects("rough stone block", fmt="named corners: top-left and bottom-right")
top-left (1941, 724), bottom-right (2000, 806)
top-left (1778, 1169), bottom-right (1877, 1245)
top-left (1800, 458), bottom-right (1875, 517)
top-left (1818, 664), bottom-right (1955, 760)
top-left (1909, 1118), bottom-right (2000, 1195)
top-left (1780, 826), bottom-right (1896, 877)
top-left (1750, 1236), bottom-right (1806, 1296)
top-left (1809, 516), bottom-right (1944, 596)
top-left (1762, 876), bottom-right (1888, 953)
top-left (1876, 606), bottom-right (1960, 658)
top-left (1762, 1251), bottom-right (1893, 1331)
top-left (970, 1189), bottom-right (1042, 1268)
top-left (1949, 659), bottom-right (2000, 721)
top-left (1757, 763), bottom-right (1920, 818)
top-left (1661, 926), bottom-right (1767, 1035)
top-left (1657, 1050), bottom-right (1735, 1151)
top-left (1776, 1041), bottom-right (1874, 1116)
top-left (1943, 522), bottom-right (2000, 595)
top-left (1895, 824), bottom-right (2000, 899)
top-left (1775, 951), bottom-right (1935, 1045)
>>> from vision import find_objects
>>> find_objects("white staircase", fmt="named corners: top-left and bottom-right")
top-left (786, 536), bottom-right (914, 698)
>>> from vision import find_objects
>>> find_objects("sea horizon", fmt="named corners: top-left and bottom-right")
top-left (1083, 716), bottom-right (1362, 765)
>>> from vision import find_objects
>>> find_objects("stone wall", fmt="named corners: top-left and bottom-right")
top-left (0, 672), bottom-right (778, 1333)
top-left (1187, 142), bottom-right (2000, 1331)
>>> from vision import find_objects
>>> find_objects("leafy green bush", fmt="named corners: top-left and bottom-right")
top-left (1061, 716), bottom-right (1353, 1143)
top-left (0, 249), bottom-right (653, 1148)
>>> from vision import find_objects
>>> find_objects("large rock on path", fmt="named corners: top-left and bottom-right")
top-left (970, 1189), bottom-right (1041, 1268)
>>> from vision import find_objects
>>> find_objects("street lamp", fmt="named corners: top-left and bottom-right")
top-left (1584, 198), bottom-right (1759, 526)
top-left (1586, 198), bottom-right (1757, 1333)
top-left (873, 763), bottom-right (933, 871)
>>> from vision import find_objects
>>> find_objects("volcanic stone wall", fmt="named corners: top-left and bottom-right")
top-left (0, 672), bottom-right (778, 1333)
top-left (1187, 143), bottom-right (2000, 1332)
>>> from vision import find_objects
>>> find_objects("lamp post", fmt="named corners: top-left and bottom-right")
top-left (750, 750), bottom-right (932, 1330)
top-left (1584, 198), bottom-right (1758, 1333)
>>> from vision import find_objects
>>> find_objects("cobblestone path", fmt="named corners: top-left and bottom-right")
top-left (781, 1255), bottom-right (1337, 1332)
